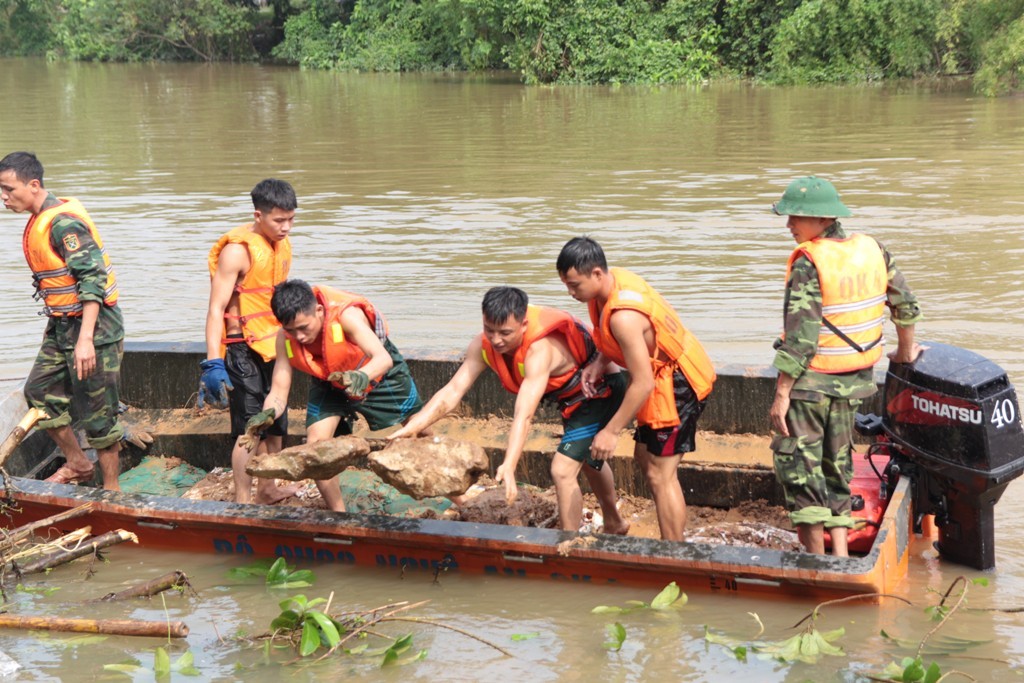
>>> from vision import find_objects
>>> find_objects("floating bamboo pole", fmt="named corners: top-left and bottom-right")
top-left (94, 571), bottom-right (193, 602)
top-left (0, 614), bottom-right (188, 638)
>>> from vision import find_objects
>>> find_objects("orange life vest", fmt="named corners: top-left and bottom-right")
top-left (786, 233), bottom-right (887, 374)
top-left (588, 267), bottom-right (716, 429)
top-left (480, 305), bottom-right (599, 418)
top-left (208, 224), bottom-right (291, 362)
top-left (21, 197), bottom-right (118, 317)
top-left (283, 286), bottom-right (388, 392)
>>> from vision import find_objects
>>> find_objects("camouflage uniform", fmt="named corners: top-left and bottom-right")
top-left (23, 193), bottom-right (124, 450)
top-left (772, 222), bottom-right (921, 528)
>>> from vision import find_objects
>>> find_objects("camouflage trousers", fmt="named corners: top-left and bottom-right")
top-left (771, 395), bottom-right (862, 529)
top-left (24, 333), bottom-right (124, 450)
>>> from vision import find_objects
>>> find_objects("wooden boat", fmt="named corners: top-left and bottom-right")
top-left (3, 341), bottom-right (1017, 600)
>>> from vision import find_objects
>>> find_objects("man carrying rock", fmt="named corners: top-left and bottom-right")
top-left (252, 279), bottom-right (423, 511)
top-left (390, 286), bottom-right (630, 534)
top-left (202, 178), bottom-right (297, 505)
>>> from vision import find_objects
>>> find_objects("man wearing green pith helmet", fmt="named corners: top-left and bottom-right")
top-left (768, 176), bottom-right (923, 556)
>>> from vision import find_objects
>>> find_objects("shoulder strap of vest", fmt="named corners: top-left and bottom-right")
top-left (540, 320), bottom-right (601, 405)
top-left (820, 317), bottom-right (882, 353)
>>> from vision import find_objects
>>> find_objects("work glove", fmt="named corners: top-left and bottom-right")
top-left (198, 358), bottom-right (233, 409)
top-left (327, 370), bottom-right (370, 400)
top-left (238, 408), bottom-right (276, 453)
top-left (121, 427), bottom-right (154, 451)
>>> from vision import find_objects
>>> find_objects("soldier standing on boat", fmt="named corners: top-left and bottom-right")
top-left (556, 237), bottom-right (716, 541)
top-left (253, 278), bottom-right (423, 511)
top-left (769, 176), bottom-right (922, 556)
top-left (389, 286), bottom-right (632, 534)
top-left (0, 151), bottom-right (124, 489)
top-left (202, 179), bottom-right (297, 505)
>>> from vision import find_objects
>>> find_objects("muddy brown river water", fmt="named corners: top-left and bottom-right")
top-left (1, 59), bottom-right (1023, 680)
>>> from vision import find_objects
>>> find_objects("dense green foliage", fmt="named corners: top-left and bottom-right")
top-left (1, 0), bottom-right (1023, 93)
top-left (0, 0), bottom-right (261, 61)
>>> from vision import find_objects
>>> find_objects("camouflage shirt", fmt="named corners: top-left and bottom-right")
top-left (38, 193), bottom-right (124, 350)
top-left (772, 222), bottom-right (922, 399)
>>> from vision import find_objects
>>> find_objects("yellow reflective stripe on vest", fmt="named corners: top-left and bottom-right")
top-left (821, 293), bottom-right (887, 315)
top-left (331, 322), bottom-right (344, 344)
top-left (285, 339), bottom-right (294, 359)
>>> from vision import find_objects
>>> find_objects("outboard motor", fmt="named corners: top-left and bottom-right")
top-left (879, 342), bottom-right (1024, 569)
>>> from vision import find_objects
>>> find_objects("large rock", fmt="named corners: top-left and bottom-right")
top-left (368, 437), bottom-right (489, 499)
top-left (245, 436), bottom-right (371, 481)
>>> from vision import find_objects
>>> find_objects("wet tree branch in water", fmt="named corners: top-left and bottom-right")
top-left (91, 570), bottom-right (196, 602)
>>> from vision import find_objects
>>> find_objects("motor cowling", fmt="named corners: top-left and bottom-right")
top-left (882, 342), bottom-right (1024, 569)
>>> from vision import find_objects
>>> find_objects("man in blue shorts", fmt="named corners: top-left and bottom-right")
top-left (391, 286), bottom-right (630, 534)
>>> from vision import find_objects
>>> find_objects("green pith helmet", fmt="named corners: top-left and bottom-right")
top-left (772, 176), bottom-right (851, 217)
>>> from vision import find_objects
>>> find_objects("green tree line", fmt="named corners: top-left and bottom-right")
top-left (2, 0), bottom-right (1022, 94)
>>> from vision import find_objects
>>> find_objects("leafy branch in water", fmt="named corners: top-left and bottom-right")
top-left (228, 557), bottom-right (314, 589)
top-left (866, 576), bottom-right (992, 682)
top-left (248, 593), bottom-right (510, 667)
top-left (705, 593), bottom-right (911, 665)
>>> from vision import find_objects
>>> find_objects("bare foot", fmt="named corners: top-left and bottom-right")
top-left (602, 519), bottom-right (631, 536)
top-left (254, 480), bottom-right (300, 505)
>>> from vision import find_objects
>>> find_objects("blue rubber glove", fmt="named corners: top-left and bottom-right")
top-left (198, 358), bottom-right (233, 409)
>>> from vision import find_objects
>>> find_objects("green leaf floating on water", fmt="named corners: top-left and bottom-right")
top-left (153, 647), bottom-right (171, 675)
top-left (879, 656), bottom-right (944, 682)
top-left (650, 582), bottom-right (687, 610)
top-left (752, 627), bottom-right (845, 664)
top-left (704, 625), bottom-right (748, 661)
top-left (603, 622), bottom-right (626, 651)
top-left (592, 582), bottom-right (688, 614)
top-left (880, 629), bottom-right (991, 654)
top-left (227, 558), bottom-right (276, 579)
top-left (173, 650), bottom-right (201, 677)
top-left (299, 620), bottom-right (321, 657)
top-left (511, 632), bottom-right (541, 641)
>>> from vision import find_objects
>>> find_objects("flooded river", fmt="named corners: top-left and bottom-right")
top-left (1, 59), bottom-right (1023, 680)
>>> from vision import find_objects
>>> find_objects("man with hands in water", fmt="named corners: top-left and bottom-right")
top-left (201, 179), bottom-right (296, 505)
top-left (556, 237), bottom-right (716, 541)
top-left (768, 176), bottom-right (922, 556)
top-left (390, 287), bottom-right (630, 533)
top-left (245, 279), bottom-right (422, 512)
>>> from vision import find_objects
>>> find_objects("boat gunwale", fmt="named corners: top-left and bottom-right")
top-left (7, 474), bottom-right (907, 590)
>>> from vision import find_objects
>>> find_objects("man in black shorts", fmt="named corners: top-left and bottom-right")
top-left (557, 237), bottom-right (716, 541)
top-left (202, 179), bottom-right (297, 505)
top-left (390, 286), bottom-right (630, 534)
